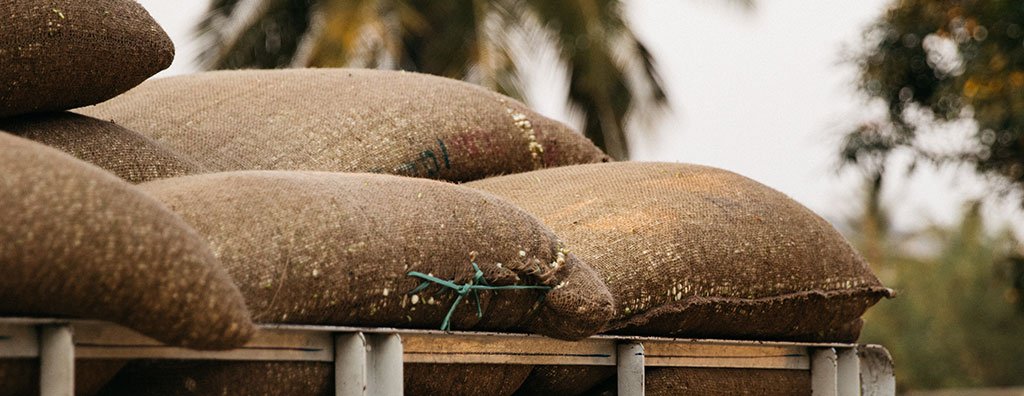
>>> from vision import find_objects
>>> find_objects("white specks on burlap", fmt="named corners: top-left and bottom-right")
top-left (499, 97), bottom-right (545, 169)
top-left (77, 69), bottom-right (610, 182)
top-left (0, 112), bottom-right (204, 183)
top-left (1, 0), bottom-right (174, 117)
top-left (139, 171), bottom-right (613, 339)
top-left (128, 171), bottom-right (615, 396)
top-left (0, 133), bottom-right (253, 349)
top-left (467, 161), bottom-right (894, 340)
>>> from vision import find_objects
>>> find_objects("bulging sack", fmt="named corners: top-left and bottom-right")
top-left (121, 171), bottom-right (613, 396)
top-left (77, 68), bottom-right (609, 181)
top-left (0, 112), bottom-right (203, 183)
top-left (0, 0), bottom-right (174, 116)
top-left (0, 132), bottom-right (253, 350)
top-left (139, 171), bottom-right (612, 337)
top-left (584, 367), bottom-right (811, 396)
top-left (467, 161), bottom-right (893, 340)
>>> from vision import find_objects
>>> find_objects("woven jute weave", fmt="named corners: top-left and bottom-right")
top-left (0, 132), bottom-right (252, 349)
top-left (124, 171), bottom-right (613, 396)
top-left (0, 112), bottom-right (203, 183)
top-left (139, 171), bottom-right (612, 337)
top-left (76, 68), bottom-right (609, 181)
top-left (0, 360), bottom-right (124, 396)
top-left (0, 0), bottom-right (174, 116)
top-left (96, 361), bottom-right (334, 396)
top-left (0, 133), bottom-right (252, 396)
top-left (99, 362), bottom-right (531, 396)
top-left (471, 161), bottom-right (892, 396)
top-left (585, 367), bottom-right (811, 396)
top-left (467, 161), bottom-right (892, 339)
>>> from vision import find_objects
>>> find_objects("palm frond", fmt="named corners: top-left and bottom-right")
top-left (195, 0), bottom-right (675, 158)
top-left (197, 0), bottom-right (319, 69)
top-left (526, 0), bottom-right (668, 159)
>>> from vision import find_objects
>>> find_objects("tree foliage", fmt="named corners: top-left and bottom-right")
top-left (844, 0), bottom-right (1024, 191)
top-left (195, 0), bottom-right (673, 159)
top-left (851, 179), bottom-right (1024, 390)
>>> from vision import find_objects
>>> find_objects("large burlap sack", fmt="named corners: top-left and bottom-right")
top-left (0, 360), bottom-right (125, 396)
top-left (99, 362), bottom-right (530, 396)
top-left (112, 171), bottom-right (612, 395)
top-left (584, 367), bottom-right (811, 396)
top-left (467, 162), bottom-right (892, 339)
top-left (513, 366), bottom-right (613, 396)
top-left (405, 364), bottom-right (532, 396)
top-left (0, 132), bottom-right (254, 349)
top-left (75, 68), bottom-right (610, 181)
top-left (0, 0), bottom-right (174, 117)
top-left (471, 161), bottom-right (892, 396)
top-left (139, 171), bottom-right (611, 337)
top-left (0, 112), bottom-right (204, 183)
top-left (95, 361), bottom-right (334, 396)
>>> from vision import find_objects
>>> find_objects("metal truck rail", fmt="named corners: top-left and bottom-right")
top-left (0, 318), bottom-right (895, 396)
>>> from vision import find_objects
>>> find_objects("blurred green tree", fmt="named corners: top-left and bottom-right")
top-left (842, 0), bottom-right (1024, 191)
top-left (852, 177), bottom-right (1024, 390)
top-left (195, 0), bottom-right (737, 159)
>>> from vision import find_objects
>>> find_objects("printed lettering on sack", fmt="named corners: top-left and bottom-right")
top-left (368, 138), bottom-right (452, 178)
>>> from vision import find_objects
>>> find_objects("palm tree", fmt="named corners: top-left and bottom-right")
top-left (194, 0), bottom-right (673, 159)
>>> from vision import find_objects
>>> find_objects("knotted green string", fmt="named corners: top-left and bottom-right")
top-left (407, 263), bottom-right (552, 331)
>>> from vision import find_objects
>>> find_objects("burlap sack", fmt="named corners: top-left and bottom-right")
top-left (99, 362), bottom-right (530, 396)
top-left (0, 360), bottom-right (124, 396)
top-left (0, 112), bottom-right (204, 183)
top-left (514, 366), bottom-right (614, 396)
top-left (76, 68), bottom-right (610, 181)
top-left (0, 132), bottom-right (253, 349)
top-left (140, 171), bottom-right (611, 337)
top-left (467, 162), bottom-right (892, 339)
top-left (405, 364), bottom-right (532, 396)
top-left (470, 162), bottom-right (893, 396)
top-left (118, 171), bottom-right (613, 395)
top-left (584, 367), bottom-right (811, 396)
top-left (95, 361), bottom-right (333, 396)
top-left (0, 0), bottom-right (173, 117)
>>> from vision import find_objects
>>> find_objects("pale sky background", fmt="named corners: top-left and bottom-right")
top-left (137, 0), bottom-right (1024, 238)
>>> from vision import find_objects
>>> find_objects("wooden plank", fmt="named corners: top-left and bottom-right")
top-left (401, 332), bottom-right (616, 366)
top-left (643, 339), bottom-right (810, 370)
top-left (858, 344), bottom-right (895, 396)
top-left (72, 321), bottom-right (333, 361)
top-left (0, 323), bottom-right (39, 358)
top-left (811, 348), bottom-right (839, 396)
top-left (0, 319), bottom-right (877, 376)
top-left (39, 325), bottom-right (74, 396)
top-left (617, 343), bottom-right (645, 396)
top-left (335, 333), bottom-right (368, 396)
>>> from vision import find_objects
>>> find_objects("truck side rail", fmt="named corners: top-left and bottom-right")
top-left (0, 318), bottom-right (895, 396)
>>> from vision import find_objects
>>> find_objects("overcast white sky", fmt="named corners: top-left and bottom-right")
top-left (137, 0), bottom-right (1024, 238)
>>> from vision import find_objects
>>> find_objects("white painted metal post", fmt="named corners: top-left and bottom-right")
top-left (836, 348), bottom-right (860, 396)
top-left (39, 325), bottom-right (74, 396)
top-left (811, 348), bottom-right (838, 396)
top-left (858, 345), bottom-right (896, 396)
top-left (335, 333), bottom-right (368, 396)
top-left (617, 342), bottom-right (645, 396)
top-left (366, 333), bottom-right (403, 396)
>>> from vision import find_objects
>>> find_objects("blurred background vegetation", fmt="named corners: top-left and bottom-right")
top-left (844, 0), bottom-right (1024, 391)
top-left (194, 0), bottom-right (1024, 392)
top-left (194, 0), bottom-right (696, 159)
top-left (848, 176), bottom-right (1024, 390)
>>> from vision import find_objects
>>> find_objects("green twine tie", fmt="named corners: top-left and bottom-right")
top-left (407, 263), bottom-right (552, 331)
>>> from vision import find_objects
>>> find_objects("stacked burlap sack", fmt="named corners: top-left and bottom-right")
top-left (1, 0), bottom-right (892, 395)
